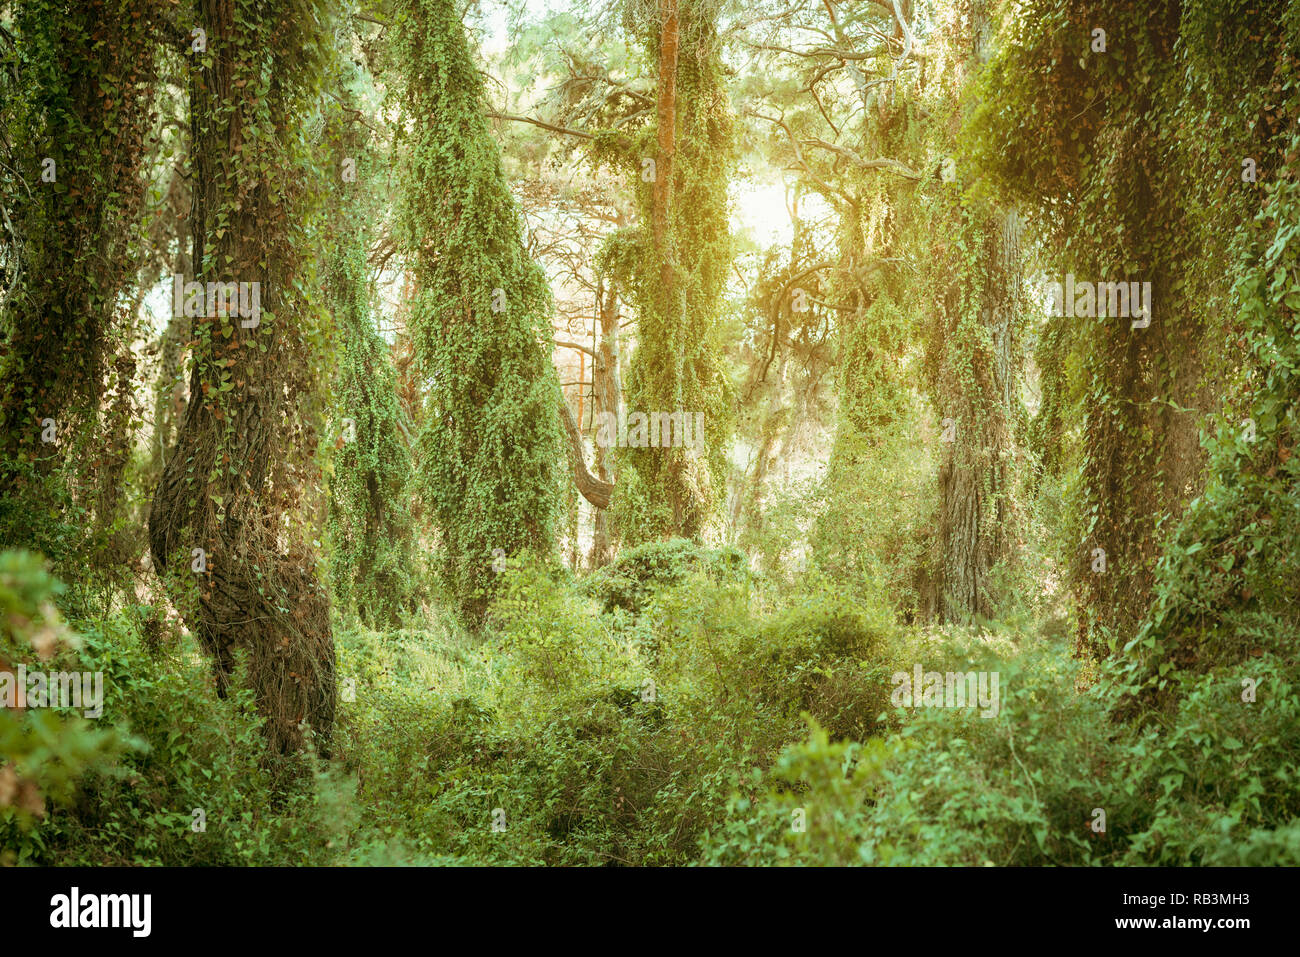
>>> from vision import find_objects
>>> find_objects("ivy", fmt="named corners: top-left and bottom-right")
top-left (391, 0), bottom-right (566, 626)
top-left (969, 0), bottom-right (1299, 660)
top-left (612, 0), bottom-right (736, 544)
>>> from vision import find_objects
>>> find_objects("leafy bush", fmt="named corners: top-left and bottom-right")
top-left (14, 537), bottom-right (1296, 868)
top-left (812, 415), bottom-right (940, 620)
top-left (0, 551), bottom-right (122, 862)
top-left (581, 538), bottom-right (748, 615)
top-left (5, 572), bottom-right (347, 865)
top-left (705, 637), bottom-right (1300, 866)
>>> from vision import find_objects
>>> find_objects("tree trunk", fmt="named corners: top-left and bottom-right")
top-left (148, 0), bottom-right (334, 761)
top-left (652, 0), bottom-right (679, 271)
top-left (937, 208), bottom-right (1023, 620)
top-left (560, 398), bottom-right (613, 510)
top-left (589, 280), bottom-right (620, 567)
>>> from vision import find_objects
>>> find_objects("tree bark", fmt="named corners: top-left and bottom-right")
top-left (937, 208), bottom-right (1022, 620)
top-left (148, 0), bottom-right (334, 761)
top-left (652, 0), bottom-right (679, 272)
top-left (588, 279), bottom-right (620, 566)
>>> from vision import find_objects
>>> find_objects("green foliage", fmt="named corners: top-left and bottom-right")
top-left (1120, 156), bottom-right (1300, 696)
top-left (5, 0), bottom-right (1298, 874)
top-left (7, 591), bottom-right (348, 865)
top-left (392, 0), bottom-right (565, 625)
top-left (580, 537), bottom-right (748, 614)
top-left (706, 638), bottom-right (1300, 866)
top-left (0, 552), bottom-right (122, 860)
top-left (0, 0), bottom-right (163, 575)
top-left (328, 556), bottom-right (902, 865)
top-left (612, 0), bottom-right (736, 542)
top-left (489, 558), bottom-right (637, 708)
top-left (326, 234), bottom-right (426, 627)
top-left (738, 588), bottom-right (896, 742)
top-left (967, 0), bottom-right (1299, 653)
top-left (15, 552), bottom-right (1298, 869)
top-left (0, 461), bottom-right (90, 581)
top-left (814, 407), bottom-right (940, 619)
top-left (320, 56), bottom-right (427, 628)
top-left (328, 563), bottom-right (1300, 868)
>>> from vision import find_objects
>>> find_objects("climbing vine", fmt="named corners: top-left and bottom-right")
top-left (391, 0), bottom-right (566, 625)
top-left (148, 0), bottom-right (341, 761)
top-left (0, 0), bottom-right (163, 577)
top-left (598, 0), bottom-right (735, 544)
top-left (324, 119), bottom-right (425, 626)
top-left (969, 0), bottom-right (1298, 663)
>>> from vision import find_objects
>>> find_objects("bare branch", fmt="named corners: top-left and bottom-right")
top-left (555, 338), bottom-right (597, 357)
top-left (487, 112), bottom-right (595, 141)
top-left (745, 108), bottom-right (858, 208)
top-left (800, 137), bottom-right (920, 179)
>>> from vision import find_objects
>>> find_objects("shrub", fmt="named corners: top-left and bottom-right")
top-left (705, 634), bottom-right (1300, 866)
top-left (581, 538), bottom-right (748, 615)
top-left (8, 584), bottom-right (347, 866)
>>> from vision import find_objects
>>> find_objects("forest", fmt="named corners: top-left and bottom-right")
top-left (0, 0), bottom-right (1298, 870)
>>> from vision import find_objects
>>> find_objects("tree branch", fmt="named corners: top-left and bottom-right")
top-left (555, 338), bottom-right (597, 357)
top-left (800, 137), bottom-right (921, 179)
top-left (559, 398), bottom-right (613, 510)
top-left (745, 108), bottom-right (858, 208)
top-left (487, 112), bottom-right (594, 141)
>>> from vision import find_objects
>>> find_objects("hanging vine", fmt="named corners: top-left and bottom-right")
top-left (0, 0), bottom-right (164, 576)
top-left (968, 0), bottom-right (1294, 661)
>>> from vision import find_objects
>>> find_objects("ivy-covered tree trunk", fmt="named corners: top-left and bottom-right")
top-left (933, 207), bottom-right (1024, 620)
top-left (392, 0), bottom-right (566, 625)
top-left (920, 1), bottom-right (1026, 622)
top-left (320, 79), bottom-right (425, 627)
top-left (1114, 11), bottom-right (1300, 696)
top-left (588, 279), bottom-right (620, 567)
top-left (616, 0), bottom-right (734, 543)
top-left (0, 0), bottom-right (161, 555)
top-left (967, 0), bottom-right (1256, 661)
top-left (1067, 100), bottom-right (1221, 659)
top-left (148, 0), bottom-right (336, 760)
